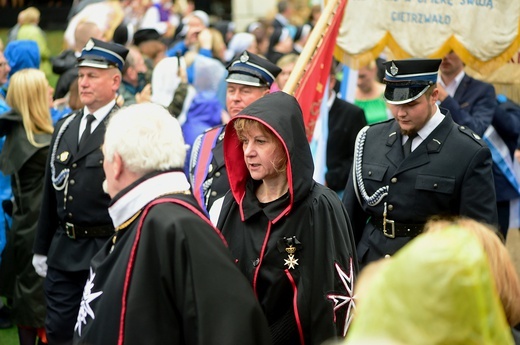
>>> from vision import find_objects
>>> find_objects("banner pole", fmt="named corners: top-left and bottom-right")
top-left (282, 0), bottom-right (342, 95)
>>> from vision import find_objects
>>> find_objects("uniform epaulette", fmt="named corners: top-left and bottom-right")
top-left (61, 110), bottom-right (78, 120)
top-left (369, 118), bottom-right (394, 128)
top-left (457, 125), bottom-right (485, 146)
top-left (54, 110), bottom-right (79, 129)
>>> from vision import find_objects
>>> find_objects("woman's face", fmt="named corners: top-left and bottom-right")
top-left (239, 125), bottom-right (286, 183)
top-left (276, 62), bottom-right (295, 90)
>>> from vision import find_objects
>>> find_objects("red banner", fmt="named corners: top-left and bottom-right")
top-left (294, 0), bottom-right (348, 142)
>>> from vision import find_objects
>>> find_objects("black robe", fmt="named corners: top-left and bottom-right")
top-left (217, 92), bottom-right (358, 345)
top-left (0, 110), bottom-right (50, 327)
top-left (73, 171), bottom-right (271, 345)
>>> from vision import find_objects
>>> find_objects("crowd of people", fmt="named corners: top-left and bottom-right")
top-left (0, 0), bottom-right (519, 344)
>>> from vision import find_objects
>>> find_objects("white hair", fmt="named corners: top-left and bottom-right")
top-left (104, 103), bottom-right (186, 175)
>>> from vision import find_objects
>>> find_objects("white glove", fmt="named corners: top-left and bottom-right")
top-left (32, 254), bottom-right (48, 278)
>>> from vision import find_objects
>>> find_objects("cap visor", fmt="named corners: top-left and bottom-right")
top-left (225, 73), bottom-right (265, 87)
top-left (384, 85), bottom-right (429, 105)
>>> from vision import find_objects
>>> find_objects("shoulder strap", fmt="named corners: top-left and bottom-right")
top-left (190, 126), bottom-right (224, 213)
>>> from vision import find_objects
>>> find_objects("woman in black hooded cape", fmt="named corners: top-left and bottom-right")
top-left (217, 91), bottom-right (358, 345)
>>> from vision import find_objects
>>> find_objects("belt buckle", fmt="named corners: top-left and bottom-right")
top-left (383, 219), bottom-right (395, 238)
top-left (65, 222), bottom-right (76, 239)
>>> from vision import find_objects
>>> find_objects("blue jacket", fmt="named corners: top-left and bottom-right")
top-left (439, 74), bottom-right (496, 137)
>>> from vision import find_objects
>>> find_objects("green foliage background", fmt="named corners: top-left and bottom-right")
top-left (0, 29), bottom-right (65, 88)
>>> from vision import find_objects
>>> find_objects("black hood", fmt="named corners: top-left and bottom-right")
top-left (224, 91), bottom-right (314, 221)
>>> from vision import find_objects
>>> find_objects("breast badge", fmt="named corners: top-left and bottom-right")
top-left (59, 151), bottom-right (70, 162)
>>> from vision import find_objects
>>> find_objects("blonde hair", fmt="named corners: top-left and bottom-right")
top-left (209, 28), bottom-right (227, 62)
top-left (276, 53), bottom-right (298, 69)
top-left (19, 7), bottom-right (40, 25)
top-left (6, 69), bottom-right (53, 147)
top-left (233, 118), bottom-right (287, 174)
top-left (425, 217), bottom-right (520, 326)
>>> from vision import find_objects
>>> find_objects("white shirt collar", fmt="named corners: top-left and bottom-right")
top-left (275, 13), bottom-right (289, 26)
top-left (83, 99), bottom-right (116, 123)
top-left (327, 90), bottom-right (336, 109)
top-left (403, 105), bottom-right (445, 151)
top-left (108, 171), bottom-right (191, 228)
top-left (417, 105), bottom-right (444, 140)
top-left (80, 99), bottom-right (116, 138)
top-left (439, 70), bottom-right (465, 98)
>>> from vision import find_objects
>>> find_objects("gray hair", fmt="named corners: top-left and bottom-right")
top-left (104, 103), bottom-right (186, 176)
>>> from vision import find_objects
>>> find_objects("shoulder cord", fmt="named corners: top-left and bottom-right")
top-left (50, 114), bottom-right (77, 191)
top-left (353, 126), bottom-right (388, 206)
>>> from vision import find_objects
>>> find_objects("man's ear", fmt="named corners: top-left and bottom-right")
top-left (113, 152), bottom-right (124, 180)
top-left (430, 87), bottom-right (440, 104)
top-left (112, 71), bottom-right (122, 91)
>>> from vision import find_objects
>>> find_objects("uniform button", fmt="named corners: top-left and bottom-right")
top-left (387, 204), bottom-right (394, 211)
top-left (460, 126), bottom-right (465, 130)
top-left (252, 258), bottom-right (260, 267)
top-left (208, 164), bottom-right (213, 173)
top-left (433, 183), bottom-right (438, 189)
top-left (67, 213), bottom-right (72, 218)
top-left (215, 171), bottom-right (221, 177)
top-left (72, 163), bottom-right (77, 168)
top-left (68, 195), bottom-right (73, 201)
top-left (69, 179), bottom-right (75, 185)
top-left (211, 191), bottom-right (217, 197)
top-left (99, 160), bottom-right (103, 164)
top-left (368, 171), bottom-right (372, 176)
top-left (384, 254), bottom-right (391, 258)
top-left (391, 177), bottom-right (397, 183)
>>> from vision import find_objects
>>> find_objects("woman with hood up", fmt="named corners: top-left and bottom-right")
top-left (216, 91), bottom-right (358, 345)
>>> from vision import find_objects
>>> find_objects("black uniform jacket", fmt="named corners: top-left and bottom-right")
top-left (343, 110), bottom-right (498, 266)
top-left (34, 107), bottom-right (117, 271)
top-left (326, 96), bottom-right (367, 192)
top-left (73, 171), bottom-right (271, 345)
top-left (218, 92), bottom-right (358, 345)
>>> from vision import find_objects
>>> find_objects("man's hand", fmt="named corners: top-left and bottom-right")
top-left (514, 149), bottom-right (520, 163)
top-left (32, 254), bottom-right (48, 278)
top-left (436, 82), bottom-right (448, 102)
top-left (136, 84), bottom-right (152, 103)
top-left (197, 28), bottom-right (212, 50)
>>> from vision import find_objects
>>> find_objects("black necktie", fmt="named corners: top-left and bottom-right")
top-left (403, 134), bottom-right (417, 158)
top-left (78, 114), bottom-right (95, 150)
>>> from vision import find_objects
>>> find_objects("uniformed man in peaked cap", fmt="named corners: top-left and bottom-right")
top-left (33, 38), bottom-right (128, 345)
top-left (342, 58), bottom-right (498, 267)
top-left (189, 50), bottom-right (281, 217)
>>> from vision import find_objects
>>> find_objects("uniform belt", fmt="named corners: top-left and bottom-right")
top-left (370, 217), bottom-right (424, 238)
top-left (61, 222), bottom-right (114, 239)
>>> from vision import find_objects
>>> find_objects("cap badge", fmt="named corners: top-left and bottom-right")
top-left (85, 39), bottom-right (95, 51)
top-left (240, 51), bottom-right (249, 63)
top-left (390, 62), bottom-right (398, 76)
